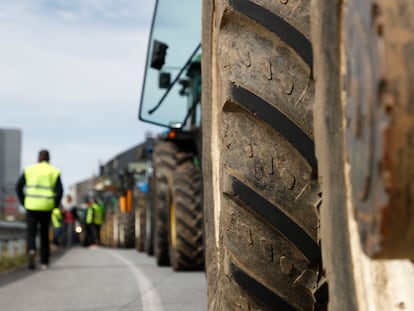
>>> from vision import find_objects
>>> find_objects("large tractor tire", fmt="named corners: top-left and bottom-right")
top-left (153, 141), bottom-right (178, 266)
top-left (144, 190), bottom-right (154, 256)
top-left (118, 211), bottom-right (135, 248)
top-left (312, 0), bottom-right (414, 310)
top-left (101, 204), bottom-right (114, 247)
top-left (135, 189), bottom-right (146, 252)
top-left (168, 153), bottom-right (204, 271)
top-left (202, 1), bottom-right (323, 310)
top-left (112, 211), bottom-right (120, 247)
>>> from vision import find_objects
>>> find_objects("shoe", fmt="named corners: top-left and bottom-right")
top-left (40, 264), bottom-right (48, 270)
top-left (28, 250), bottom-right (36, 270)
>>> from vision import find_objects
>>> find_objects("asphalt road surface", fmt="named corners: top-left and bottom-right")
top-left (0, 247), bottom-right (207, 311)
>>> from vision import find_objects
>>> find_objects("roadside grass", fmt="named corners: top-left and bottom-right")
top-left (0, 250), bottom-right (27, 273)
top-left (0, 245), bottom-right (66, 274)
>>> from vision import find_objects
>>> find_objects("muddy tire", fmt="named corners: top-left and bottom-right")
top-left (312, 1), bottom-right (414, 310)
top-left (153, 142), bottom-right (178, 266)
top-left (202, 1), bottom-right (323, 310)
top-left (168, 154), bottom-right (204, 271)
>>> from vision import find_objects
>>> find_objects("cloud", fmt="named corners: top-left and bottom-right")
top-left (0, 0), bottom-right (154, 24)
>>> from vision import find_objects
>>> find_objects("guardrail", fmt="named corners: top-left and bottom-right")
top-left (0, 221), bottom-right (26, 261)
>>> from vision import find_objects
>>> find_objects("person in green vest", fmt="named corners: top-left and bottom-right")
top-left (16, 149), bottom-right (63, 270)
top-left (86, 197), bottom-right (103, 246)
top-left (51, 206), bottom-right (63, 247)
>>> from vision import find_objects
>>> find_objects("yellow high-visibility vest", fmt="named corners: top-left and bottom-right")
top-left (51, 207), bottom-right (63, 228)
top-left (24, 161), bottom-right (60, 211)
top-left (86, 202), bottom-right (104, 225)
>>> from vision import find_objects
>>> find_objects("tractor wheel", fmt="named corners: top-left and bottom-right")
top-left (118, 212), bottom-right (134, 248)
top-left (144, 191), bottom-right (154, 256)
top-left (202, 1), bottom-right (323, 310)
top-left (112, 211), bottom-right (120, 247)
top-left (100, 207), bottom-right (112, 247)
top-left (168, 154), bottom-right (204, 271)
top-left (135, 189), bottom-right (146, 252)
top-left (153, 141), bottom-right (178, 266)
top-left (312, 0), bottom-right (414, 309)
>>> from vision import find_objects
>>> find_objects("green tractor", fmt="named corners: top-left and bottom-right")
top-left (141, 0), bottom-right (414, 310)
top-left (138, 0), bottom-right (204, 271)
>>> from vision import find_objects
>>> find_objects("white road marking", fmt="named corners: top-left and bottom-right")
top-left (108, 250), bottom-right (166, 311)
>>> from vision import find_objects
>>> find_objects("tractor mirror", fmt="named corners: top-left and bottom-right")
top-left (159, 72), bottom-right (171, 89)
top-left (151, 40), bottom-right (168, 70)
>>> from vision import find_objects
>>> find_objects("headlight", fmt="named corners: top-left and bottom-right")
top-left (75, 225), bottom-right (82, 233)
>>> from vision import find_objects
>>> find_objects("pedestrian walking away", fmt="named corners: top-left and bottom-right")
top-left (15, 149), bottom-right (64, 270)
top-left (86, 197), bottom-right (103, 247)
top-left (51, 205), bottom-right (63, 247)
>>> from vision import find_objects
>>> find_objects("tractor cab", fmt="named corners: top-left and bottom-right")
top-left (138, 0), bottom-right (202, 132)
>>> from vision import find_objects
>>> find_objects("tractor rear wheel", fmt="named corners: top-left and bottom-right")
top-left (144, 192), bottom-right (154, 256)
top-left (168, 155), bottom-right (204, 271)
top-left (312, 0), bottom-right (414, 309)
top-left (135, 189), bottom-right (146, 252)
top-left (100, 205), bottom-right (113, 247)
top-left (202, 1), bottom-right (323, 310)
top-left (118, 212), bottom-right (134, 248)
top-left (112, 211), bottom-right (120, 247)
top-left (153, 142), bottom-right (178, 266)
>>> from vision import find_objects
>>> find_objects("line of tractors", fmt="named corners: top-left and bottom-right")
top-left (73, 0), bottom-right (414, 310)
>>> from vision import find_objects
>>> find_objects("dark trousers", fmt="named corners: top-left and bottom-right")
top-left (63, 222), bottom-right (75, 247)
top-left (53, 227), bottom-right (62, 246)
top-left (89, 224), bottom-right (101, 245)
top-left (26, 210), bottom-right (52, 264)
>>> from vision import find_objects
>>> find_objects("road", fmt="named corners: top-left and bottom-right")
top-left (0, 247), bottom-right (207, 311)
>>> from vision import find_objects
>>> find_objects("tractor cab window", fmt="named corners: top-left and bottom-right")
top-left (138, 0), bottom-right (202, 129)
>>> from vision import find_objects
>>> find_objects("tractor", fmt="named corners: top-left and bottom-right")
top-left (138, 0), bottom-right (204, 271)
top-left (139, 0), bottom-right (414, 310)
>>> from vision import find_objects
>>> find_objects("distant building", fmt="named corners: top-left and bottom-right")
top-left (0, 129), bottom-right (22, 218)
top-left (70, 137), bottom-right (156, 205)
top-left (71, 176), bottom-right (99, 206)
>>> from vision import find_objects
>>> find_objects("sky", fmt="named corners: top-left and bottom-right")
top-left (0, 0), bottom-right (162, 193)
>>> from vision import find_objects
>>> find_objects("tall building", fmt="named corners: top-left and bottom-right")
top-left (0, 129), bottom-right (22, 218)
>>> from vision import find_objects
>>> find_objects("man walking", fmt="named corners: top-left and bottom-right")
top-left (16, 149), bottom-right (63, 270)
top-left (51, 205), bottom-right (63, 247)
top-left (86, 197), bottom-right (103, 246)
